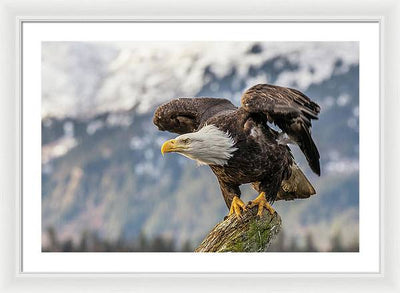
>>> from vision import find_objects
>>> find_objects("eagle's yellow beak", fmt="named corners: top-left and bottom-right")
top-left (161, 139), bottom-right (177, 156)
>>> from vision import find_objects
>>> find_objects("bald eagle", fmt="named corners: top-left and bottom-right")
top-left (153, 84), bottom-right (320, 218)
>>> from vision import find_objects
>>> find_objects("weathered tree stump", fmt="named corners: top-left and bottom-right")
top-left (195, 206), bottom-right (282, 252)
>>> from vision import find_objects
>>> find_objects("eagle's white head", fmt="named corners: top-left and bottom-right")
top-left (161, 124), bottom-right (238, 166)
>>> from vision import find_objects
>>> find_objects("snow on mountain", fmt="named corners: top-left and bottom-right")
top-left (41, 41), bottom-right (360, 252)
top-left (42, 42), bottom-right (358, 118)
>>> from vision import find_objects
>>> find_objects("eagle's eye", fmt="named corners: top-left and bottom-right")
top-left (181, 138), bottom-right (191, 144)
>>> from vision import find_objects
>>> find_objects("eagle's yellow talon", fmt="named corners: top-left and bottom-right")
top-left (248, 192), bottom-right (275, 218)
top-left (228, 196), bottom-right (246, 219)
top-left (257, 203), bottom-right (264, 217)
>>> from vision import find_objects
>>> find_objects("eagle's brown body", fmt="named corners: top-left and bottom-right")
top-left (205, 107), bottom-right (293, 207)
top-left (153, 84), bottom-right (320, 209)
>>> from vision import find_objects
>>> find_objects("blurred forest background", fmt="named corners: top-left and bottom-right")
top-left (41, 42), bottom-right (359, 252)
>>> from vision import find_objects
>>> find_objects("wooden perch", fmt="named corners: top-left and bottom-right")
top-left (195, 206), bottom-right (282, 252)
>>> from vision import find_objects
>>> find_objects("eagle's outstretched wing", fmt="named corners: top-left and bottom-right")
top-left (241, 84), bottom-right (321, 175)
top-left (153, 97), bottom-right (237, 134)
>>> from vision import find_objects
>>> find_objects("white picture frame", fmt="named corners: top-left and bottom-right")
top-left (23, 21), bottom-right (378, 274)
top-left (1, 0), bottom-right (399, 292)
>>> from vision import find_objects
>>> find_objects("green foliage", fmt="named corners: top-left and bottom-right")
top-left (42, 227), bottom-right (194, 252)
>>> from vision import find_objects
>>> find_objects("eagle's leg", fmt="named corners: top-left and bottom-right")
top-left (228, 196), bottom-right (247, 219)
top-left (248, 192), bottom-right (275, 217)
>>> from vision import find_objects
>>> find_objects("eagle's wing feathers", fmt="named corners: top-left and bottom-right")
top-left (153, 97), bottom-right (236, 134)
top-left (241, 84), bottom-right (321, 175)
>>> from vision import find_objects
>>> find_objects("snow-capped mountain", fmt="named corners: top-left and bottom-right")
top-left (42, 42), bottom-right (358, 117)
top-left (41, 42), bottom-right (359, 251)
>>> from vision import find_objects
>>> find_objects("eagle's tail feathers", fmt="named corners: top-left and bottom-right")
top-left (277, 164), bottom-right (316, 201)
